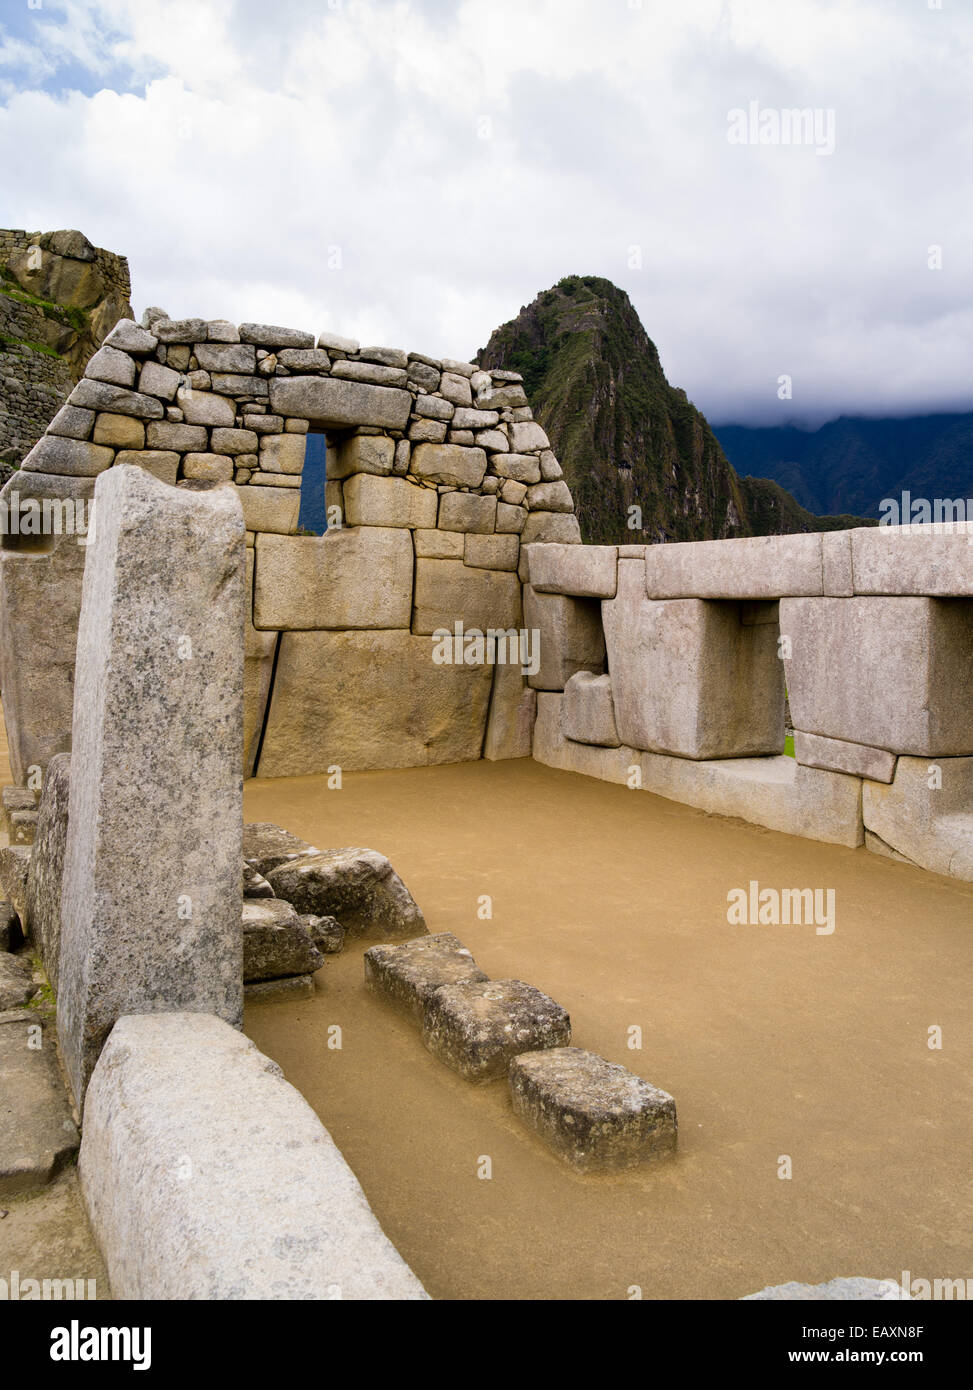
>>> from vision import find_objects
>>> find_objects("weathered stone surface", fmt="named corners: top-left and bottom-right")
top-left (464, 533), bottom-right (520, 571)
top-left (822, 529), bottom-right (854, 596)
top-left (526, 480), bottom-right (574, 513)
top-left (329, 434), bottom-right (394, 480)
top-left (0, 536), bottom-right (86, 784)
top-left (477, 385), bottom-right (529, 411)
top-left (237, 485), bottom-right (300, 535)
top-left (277, 348), bottom-right (331, 372)
top-left (194, 343), bottom-right (256, 374)
top-left (243, 549), bottom-right (277, 778)
top-left (343, 473), bottom-right (438, 529)
top-left (483, 664), bottom-right (536, 761)
top-left (92, 412), bottom-right (144, 449)
top-left (476, 429), bottom-right (509, 452)
top-left (79, 1013), bottom-right (428, 1298)
top-left (269, 376), bottom-right (411, 430)
top-left (794, 731), bottom-right (896, 784)
top-left (332, 360), bottom-right (407, 388)
top-left (639, 747), bottom-right (864, 848)
top-left (69, 380), bottom-right (165, 419)
top-left (413, 559), bottom-right (521, 634)
top-left (267, 848), bottom-right (426, 940)
top-left (103, 319), bottom-right (158, 356)
top-left (244, 973), bottom-right (315, 1001)
top-left (240, 322), bottom-right (316, 349)
top-left (497, 501), bottom-right (527, 534)
top-left (115, 451), bottom-right (180, 485)
top-left (742, 1278), bottom-right (909, 1301)
top-left (562, 671), bottom-right (620, 747)
top-left (415, 528), bottom-right (464, 559)
top-left (863, 756), bottom-right (973, 881)
top-left (438, 491), bottom-right (496, 534)
top-left (212, 427), bottom-right (260, 456)
top-left (527, 543), bottom-right (617, 598)
top-left (181, 453), bottom-right (233, 483)
top-left (0, 1012), bottom-right (79, 1197)
top-left (851, 523), bottom-right (973, 596)
top-left (509, 1048), bottom-right (677, 1172)
top-left (48, 403), bottom-right (95, 440)
top-left (414, 396), bottom-right (454, 421)
top-left (532, 695), bottom-right (640, 785)
top-left (508, 421), bottom-right (550, 452)
top-left (523, 586), bottom-right (605, 691)
top-left (490, 452), bottom-right (541, 485)
top-left (254, 529), bottom-right (413, 630)
top-left (242, 898), bottom-right (324, 981)
top-left (154, 317), bottom-right (208, 343)
top-left (0, 953), bottom-right (35, 1009)
top-left (0, 847), bottom-right (32, 921)
top-left (602, 561), bottom-right (783, 757)
top-left (317, 331), bottom-right (359, 353)
top-left (85, 345), bottom-right (137, 388)
top-left (257, 631), bottom-right (494, 774)
top-left (259, 433), bottom-right (306, 475)
top-left (411, 443), bottom-right (487, 488)
top-left (644, 533), bottom-right (824, 599)
top-left (9, 809), bottom-right (38, 845)
top-left (57, 467), bottom-right (246, 1107)
top-left (176, 387), bottom-right (236, 427)
top-left (518, 514), bottom-right (582, 578)
top-left (137, 360), bottom-right (182, 401)
top-left (243, 864), bottom-right (274, 897)
top-left (781, 597), bottom-right (973, 756)
top-left (364, 932), bottom-right (488, 1020)
top-left (421, 979), bottom-right (571, 1083)
top-left (22, 754), bottom-right (71, 989)
top-left (300, 914), bottom-right (345, 955)
top-left (439, 373), bottom-right (473, 407)
top-left (145, 420), bottom-right (208, 451)
top-left (20, 436), bottom-right (114, 477)
top-left (243, 822), bottom-right (320, 877)
top-left (408, 418), bottom-right (448, 444)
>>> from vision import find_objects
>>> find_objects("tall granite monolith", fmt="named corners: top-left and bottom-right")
top-left (57, 467), bottom-right (246, 1108)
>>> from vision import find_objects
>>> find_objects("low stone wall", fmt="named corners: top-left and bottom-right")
top-left (80, 1012), bottom-right (428, 1299)
top-left (0, 312), bottom-right (579, 783)
top-left (525, 530), bottom-right (973, 881)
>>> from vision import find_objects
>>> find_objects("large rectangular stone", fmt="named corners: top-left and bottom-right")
top-left (411, 443), bottom-right (487, 488)
top-left (257, 630), bottom-right (494, 775)
top-left (781, 596), bottom-right (973, 756)
top-left (794, 730), bottom-right (896, 784)
top-left (329, 434), bottom-right (394, 480)
top-left (562, 671), bottom-right (620, 747)
top-left (343, 473), bottom-right (438, 529)
top-left (254, 528), bottom-right (413, 630)
top-left (527, 543), bottom-right (618, 597)
top-left (22, 753), bottom-right (71, 989)
top-left (79, 1014), bottom-right (427, 1298)
top-left (522, 586), bottom-right (605, 691)
top-left (532, 693), bottom-right (640, 785)
top-left (602, 559), bottom-right (784, 758)
top-left (243, 550), bottom-right (277, 779)
top-left (0, 1012), bottom-right (79, 1197)
top-left (237, 485), bottom-right (301, 535)
top-left (643, 533), bottom-right (824, 599)
top-left (851, 523), bottom-right (973, 596)
top-left (421, 979), bottom-right (571, 1083)
top-left (57, 467), bottom-right (246, 1107)
top-left (862, 756), bottom-right (973, 881)
top-left (412, 558), bottom-right (521, 634)
top-left (364, 933), bottom-right (488, 1020)
top-left (20, 436), bottom-right (114, 477)
top-left (483, 663), bottom-right (536, 761)
top-left (269, 376), bottom-right (411, 429)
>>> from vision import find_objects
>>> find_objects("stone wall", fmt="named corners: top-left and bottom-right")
top-left (526, 529), bottom-right (973, 882)
top-left (0, 311), bottom-right (580, 782)
top-left (0, 229), bottom-right (133, 467)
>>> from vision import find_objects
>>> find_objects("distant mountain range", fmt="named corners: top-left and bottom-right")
top-left (476, 276), bottom-right (870, 546)
top-left (714, 414), bottom-right (973, 521)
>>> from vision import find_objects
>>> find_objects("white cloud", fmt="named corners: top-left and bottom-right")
top-left (0, 0), bottom-right (971, 424)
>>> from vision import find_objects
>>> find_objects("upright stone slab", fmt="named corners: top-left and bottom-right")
top-left (57, 467), bottom-right (246, 1108)
top-left (22, 753), bottom-right (71, 990)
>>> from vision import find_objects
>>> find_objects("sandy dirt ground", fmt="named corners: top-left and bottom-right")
top-left (244, 757), bottom-right (973, 1301)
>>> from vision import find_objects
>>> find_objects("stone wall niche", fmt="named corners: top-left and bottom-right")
top-left (602, 559), bottom-right (784, 759)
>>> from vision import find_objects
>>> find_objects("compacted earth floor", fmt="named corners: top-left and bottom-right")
top-left (245, 758), bottom-right (973, 1302)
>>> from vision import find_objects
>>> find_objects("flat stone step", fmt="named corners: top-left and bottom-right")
top-left (0, 1011), bottom-right (80, 1198)
top-left (421, 979), bottom-right (570, 1082)
top-left (364, 932), bottom-right (488, 1020)
top-left (508, 1047), bottom-right (677, 1172)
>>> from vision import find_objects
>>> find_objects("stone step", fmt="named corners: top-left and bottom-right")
top-left (420, 978), bottom-right (570, 1083)
top-left (0, 1010), bottom-right (79, 1198)
top-left (508, 1047), bottom-right (677, 1173)
top-left (364, 932), bottom-right (488, 1020)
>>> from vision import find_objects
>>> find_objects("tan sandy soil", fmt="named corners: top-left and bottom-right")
top-left (244, 757), bottom-right (973, 1301)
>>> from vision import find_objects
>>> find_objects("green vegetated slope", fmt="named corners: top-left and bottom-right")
top-left (476, 275), bottom-right (871, 545)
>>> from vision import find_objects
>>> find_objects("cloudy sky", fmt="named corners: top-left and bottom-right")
top-left (0, 0), bottom-right (969, 426)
